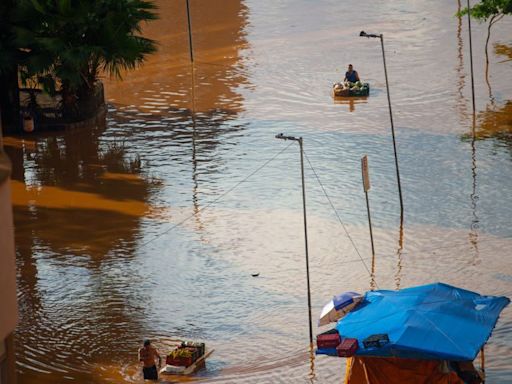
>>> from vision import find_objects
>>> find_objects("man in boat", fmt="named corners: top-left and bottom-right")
top-left (344, 64), bottom-right (360, 83)
top-left (139, 339), bottom-right (162, 380)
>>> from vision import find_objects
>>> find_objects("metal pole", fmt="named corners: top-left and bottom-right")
top-left (364, 190), bottom-right (377, 291)
top-left (275, 133), bottom-right (314, 348)
top-left (185, 0), bottom-right (194, 63)
top-left (362, 156), bottom-right (376, 290)
top-left (467, 0), bottom-right (476, 115)
top-left (364, 191), bottom-right (375, 259)
top-left (380, 34), bottom-right (404, 225)
top-left (298, 138), bottom-right (314, 348)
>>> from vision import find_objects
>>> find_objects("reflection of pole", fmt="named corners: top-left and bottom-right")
top-left (361, 156), bottom-right (376, 291)
top-left (380, 35), bottom-right (404, 225)
top-left (275, 133), bottom-right (313, 348)
top-left (308, 344), bottom-right (316, 382)
top-left (469, 114), bottom-right (479, 259)
top-left (395, 220), bottom-right (404, 290)
top-left (480, 346), bottom-right (486, 383)
top-left (185, 0), bottom-right (194, 63)
top-left (467, 0), bottom-right (476, 114)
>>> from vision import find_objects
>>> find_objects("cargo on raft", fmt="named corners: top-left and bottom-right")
top-left (160, 340), bottom-right (214, 376)
top-left (332, 81), bottom-right (370, 97)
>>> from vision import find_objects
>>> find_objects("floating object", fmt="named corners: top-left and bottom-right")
top-left (332, 81), bottom-right (370, 97)
top-left (251, 273), bottom-right (260, 277)
top-left (318, 291), bottom-right (362, 327)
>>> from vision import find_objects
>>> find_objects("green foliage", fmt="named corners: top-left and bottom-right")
top-left (458, 0), bottom-right (512, 20)
top-left (14, 0), bottom-right (158, 97)
top-left (0, 0), bottom-right (19, 74)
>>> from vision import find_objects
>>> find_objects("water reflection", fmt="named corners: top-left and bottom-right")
top-left (469, 115), bottom-right (480, 263)
top-left (6, 126), bottom-right (153, 382)
top-left (10, 0), bottom-right (251, 382)
top-left (495, 43), bottom-right (512, 63)
top-left (467, 101), bottom-right (512, 152)
top-left (332, 96), bottom-right (368, 112)
top-left (455, 0), bottom-right (469, 122)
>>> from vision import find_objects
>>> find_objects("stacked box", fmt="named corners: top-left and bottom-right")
top-left (316, 329), bottom-right (341, 349)
top-left (363, 333), bottom-right (389, 349)
top-left (336, 338), bottom-right (358, 357)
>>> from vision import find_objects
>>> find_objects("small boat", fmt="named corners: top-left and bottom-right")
top-left (332, 81), bottom-right (370, 97)
top-left (159, 341), bottom-right (214, 376)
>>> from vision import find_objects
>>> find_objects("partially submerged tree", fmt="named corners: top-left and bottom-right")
top-left (15, 0), bottom-right (158, 119)
top-left (459, 0), bottom-right (512, 76)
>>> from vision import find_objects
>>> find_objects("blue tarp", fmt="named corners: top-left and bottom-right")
top-left (333, 282), bottom-right (509, 361)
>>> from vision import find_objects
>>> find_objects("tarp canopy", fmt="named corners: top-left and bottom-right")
top-left (336, 282), bottom-right (510, 361)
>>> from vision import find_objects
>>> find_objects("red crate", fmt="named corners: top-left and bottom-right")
top-left (317, 333), bottom-right (341, 349)
top-left (336, 338), bottom-right (358, 357)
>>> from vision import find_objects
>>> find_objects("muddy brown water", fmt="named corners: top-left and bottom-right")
top-left (7, 0), bottom-right (512, 382)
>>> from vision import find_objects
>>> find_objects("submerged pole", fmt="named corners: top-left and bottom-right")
top-left (361, 156), bottom-right (376, 290)
top-left (380, 34), bottom-right (404, 225)
top-left (185, 0), bottom-right (194, 63)
top-left (275, 133), bottom-right (313, 348)
top-left (298, 137), bottom-right (314, 347)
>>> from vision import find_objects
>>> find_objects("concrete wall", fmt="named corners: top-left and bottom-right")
top-left (0, 126), bottom-right (18, 383)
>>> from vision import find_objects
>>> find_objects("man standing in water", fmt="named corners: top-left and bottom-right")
top-left (139, 339), bottom-right (161, 380)
top-left (344, 64), bottom-right (360, 83)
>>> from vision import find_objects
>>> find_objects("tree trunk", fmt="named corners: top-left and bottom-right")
top-left (0, 68), bottom-right (20, 134)
top-left (485, 14), bottom-right (503, 103)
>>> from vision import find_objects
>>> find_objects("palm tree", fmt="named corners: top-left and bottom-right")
top-left (15, 0), bottom-right (158, 119)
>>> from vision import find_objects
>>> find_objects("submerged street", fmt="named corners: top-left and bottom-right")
top-left (6, 0), bottom-right (512, 382)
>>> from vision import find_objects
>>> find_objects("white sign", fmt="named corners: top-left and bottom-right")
top-left (361, 155), bottom-right (370, 192)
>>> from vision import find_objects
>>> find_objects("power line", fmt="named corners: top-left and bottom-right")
top-left (139, 142), bottom-right (294, 247)
top-left (303, 151), bottom-right (375, 284)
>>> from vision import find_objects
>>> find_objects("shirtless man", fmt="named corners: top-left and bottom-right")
top-left (139, 339), bottom-right (161, 380)
top-left (344, 64), bottom-right (360, 83)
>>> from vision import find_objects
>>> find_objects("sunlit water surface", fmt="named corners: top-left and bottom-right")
top-left (7, 0), bottom-right (512, 382)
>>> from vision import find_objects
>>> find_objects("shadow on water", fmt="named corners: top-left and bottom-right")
top-left (332, 96), bottom-right (368, 113)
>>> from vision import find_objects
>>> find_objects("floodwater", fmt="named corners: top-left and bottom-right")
top-left (6, 0), bottom-right (512, 382)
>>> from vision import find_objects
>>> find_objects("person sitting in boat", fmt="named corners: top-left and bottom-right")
top-left (139, 339), bottom-right (161, 381)
top-left (344, 64), bottom-right (360, 83)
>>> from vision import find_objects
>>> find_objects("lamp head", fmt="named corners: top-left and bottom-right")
top-left (359, 31), bottom-right (381, 39)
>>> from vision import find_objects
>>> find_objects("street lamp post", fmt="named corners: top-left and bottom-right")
top-left (275, 133), bottom-right (313, 348)
top-left (360, 31), bottom-right (404, 224)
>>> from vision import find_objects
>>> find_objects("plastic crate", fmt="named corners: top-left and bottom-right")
top-left (336, 338), bottom-right (358, 357)
top-left (363, 333), bottom-right (389, 349)
top-left (316, 329), bottom-right (341, 349)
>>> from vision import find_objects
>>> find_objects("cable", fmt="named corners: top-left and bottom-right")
top-left (303, 151), bottom-right (375, 283)
top-left (139, 142), bottom-right (294, 247)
